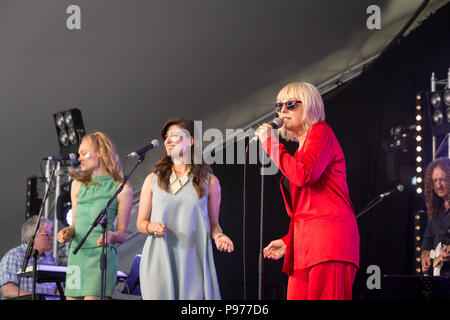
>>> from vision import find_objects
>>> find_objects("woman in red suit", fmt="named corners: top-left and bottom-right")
top-left (256, 82), bottom-right (359, 300)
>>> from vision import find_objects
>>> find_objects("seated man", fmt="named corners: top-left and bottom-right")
top-left (0, 216), bottom-right (58, 299)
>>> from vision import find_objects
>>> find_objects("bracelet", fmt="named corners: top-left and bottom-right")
top-left (214, 233), bottom-right (225, 241)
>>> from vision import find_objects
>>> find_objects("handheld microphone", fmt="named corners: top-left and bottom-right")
top-left (250, 118), bottom-right (284, 143)
top-left (379, 184), bottom-right (404, 198)
top-left (126, 139), bottom-right (160, 158)
top-left (43, 153), bottom-right (78, 162)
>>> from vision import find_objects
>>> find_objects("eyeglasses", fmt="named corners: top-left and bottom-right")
top-left (275, 100), bottom-right (301, 112)
top-left (38, 232), bottom-right (52, 238)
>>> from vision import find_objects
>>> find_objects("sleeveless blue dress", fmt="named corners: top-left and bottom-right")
top-left (139, 173), bottom-right (221, 300)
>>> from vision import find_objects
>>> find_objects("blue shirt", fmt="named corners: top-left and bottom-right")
top-left (0, 243), bottom-right (57, 299)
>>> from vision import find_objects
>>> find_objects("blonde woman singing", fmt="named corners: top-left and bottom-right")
top-left (57, 132), bottom-right (133, 300)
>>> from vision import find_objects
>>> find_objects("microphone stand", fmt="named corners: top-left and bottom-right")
top-left (72, 153), bottom-right (146, 300)
top-left (355, 193), bottom-right (390, 220)
top-left (257, 142), bottom-right (267, 300)
top-left (20, 160), bottom-right (57, 300)
top-left (31, 249), bottom-right (39, 300)
top-left (243, 138), bottom-right (266, 300)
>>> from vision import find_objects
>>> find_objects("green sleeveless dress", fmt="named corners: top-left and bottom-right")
top-left (65, 174), bottom-right (120, 298)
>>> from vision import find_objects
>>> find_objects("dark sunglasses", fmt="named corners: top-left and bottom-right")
top-left (275, 100), bottom-right (301, 112)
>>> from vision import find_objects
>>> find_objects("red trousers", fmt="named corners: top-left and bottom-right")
top-left (287, 261), bottom-right (357, 300)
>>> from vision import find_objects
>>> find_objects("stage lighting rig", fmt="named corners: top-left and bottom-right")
top-left (53, 108), bottom-right (85, 156)
top-left (414, 94), bottom-right (425, 194)
top-left (382, 123), bottom-right (418, 185)
top-left (428, 70), bottom-right (450, 136)
top-left (382, 124), bottom-right (415, 153)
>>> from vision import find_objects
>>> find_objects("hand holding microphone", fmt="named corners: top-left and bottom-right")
top-left (252, 118), bottom-right (284, 143)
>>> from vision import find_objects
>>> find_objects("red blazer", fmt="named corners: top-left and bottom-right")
top-left (262, 121), bottom-right (359, 275)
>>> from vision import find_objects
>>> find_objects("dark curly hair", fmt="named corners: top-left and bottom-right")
top-left (424, 157), bottom-right (450, 220)
top-left (153, 117), bottom-right (211, 198)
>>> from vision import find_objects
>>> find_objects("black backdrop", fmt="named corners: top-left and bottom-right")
top-left (211, 2), bottom-right (450, 300)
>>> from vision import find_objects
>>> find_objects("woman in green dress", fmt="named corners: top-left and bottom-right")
top-left (57, 132), bottom-right (133, 300)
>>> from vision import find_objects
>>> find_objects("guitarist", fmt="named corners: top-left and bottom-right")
top-left (420, 157), bottom-right (450, 275)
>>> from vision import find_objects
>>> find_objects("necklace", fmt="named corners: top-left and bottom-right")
top-left (169, 166), bottom-right (191, 194)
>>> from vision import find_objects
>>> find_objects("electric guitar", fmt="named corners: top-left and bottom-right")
top-left (429, 235), bottom-right (450, 276)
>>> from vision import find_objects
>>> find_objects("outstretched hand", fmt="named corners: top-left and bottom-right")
top-left (263, 239), bottom-right (286, 260)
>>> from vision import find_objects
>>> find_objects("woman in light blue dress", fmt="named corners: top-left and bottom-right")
top-left (137, 117), bottom-right (234, 300)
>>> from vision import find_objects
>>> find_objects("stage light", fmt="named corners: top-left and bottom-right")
top-left (430, 91), bottom-right (445, 125)
top-left (432, 109), bottom-right (444, 125)
top-left (68, 128), bottom-right (77, 144)
top-left (59, 129), bottom-right (69, 146)
top-left (413, 209), bottom-right (426, 274)
top-left (428, 70), bottom-right (450, 135)
top-left (55, 113), bottom-right (65, 129)
top-left (53, 108), bottom-right (85, 156)
top-left (443, 89), bottom-right (450, 106)
top-left (430, 92), bottom-right (442, 108)
top-left (25, 176), bottom-right (42, 220)
top-left (56, 182), bottom-right (72, 227)
top-left (64, 111), bottom-right (73, 127)
top-left (415, 93), bottom-right (425, 198)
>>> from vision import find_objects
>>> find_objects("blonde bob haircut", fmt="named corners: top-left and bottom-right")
top-left (277, 82), bottom-right (325, 141)
top-left (71, 131), bottom-right (124, 185)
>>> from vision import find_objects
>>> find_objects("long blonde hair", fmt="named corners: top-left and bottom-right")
top-left (71, 132), bottom-right (124, 185)
top-left (277, 82), bottom-right (325, 141)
